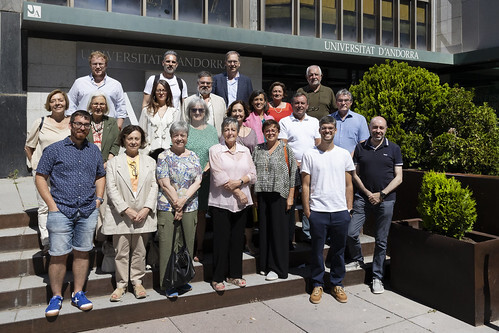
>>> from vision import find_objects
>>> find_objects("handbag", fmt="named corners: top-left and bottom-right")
top-left (162, 221), bottom-right (195, 290)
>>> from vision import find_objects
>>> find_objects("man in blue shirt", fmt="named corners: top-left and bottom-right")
top-left (346, 116), bottom-right (403, 294)
top-left (36, 110), bottom-right (106, 317)
top-left (330, 89), bottom-right (370, 154)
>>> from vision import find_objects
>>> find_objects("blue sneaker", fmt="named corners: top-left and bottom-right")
top-left (71, 291), bottom-right (93, 311)
top-left (45, 295), bottom-right (63, 317)
top-left (166, 288), bottom-right (178, 299)
top-left (177, 283), bottom-right (192, 292)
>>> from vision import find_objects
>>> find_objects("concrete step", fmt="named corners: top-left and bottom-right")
top-left (0, 211), bottom-right (35, 230)
top-left (0, 262), bottom-right (373, 333)
top-left (0, 226), bottom-right (40, 252)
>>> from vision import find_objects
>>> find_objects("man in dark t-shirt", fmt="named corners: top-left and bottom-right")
top-left (346, 116), bottom-right (403, 294)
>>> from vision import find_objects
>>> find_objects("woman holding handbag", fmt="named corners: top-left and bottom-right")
top-left (103, 125), bottom-right (158, 301)
top-left (252, 119), bottom-right (298, 281)
top-left (156, 121), bottom-right (202, 298)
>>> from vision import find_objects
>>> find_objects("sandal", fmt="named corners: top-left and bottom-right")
top-left (226, 278), bottom-right (247, 288)
top-left (211, 281), bottom-right (225, 292)
top-left (110, 287), bottom-right (125, 302)
top-left (133, 284), bottom-right (147, 299)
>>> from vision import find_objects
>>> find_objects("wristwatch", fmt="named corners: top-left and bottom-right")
top-left (240, 179), bottom-right (244, 186)
top-left (96, 196), bottom-right (104, 204)
top-left (380, 191), bottom-right (387, 200)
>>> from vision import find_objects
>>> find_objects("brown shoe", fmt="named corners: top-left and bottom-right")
top-left (332, 286), bottom-right (348, 303)
top-left (133, 284), bottom-right (147, 299)
top-left (309, 286), bottom-right (323, 304)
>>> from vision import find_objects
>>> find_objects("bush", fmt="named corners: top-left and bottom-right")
top-left (350, 60), bottom-right (499, 175)
top-left (417, 171), bottom-right (477, 239)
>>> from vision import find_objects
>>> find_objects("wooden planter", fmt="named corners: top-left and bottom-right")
top-left (389, 219), bottom-right (499, 326)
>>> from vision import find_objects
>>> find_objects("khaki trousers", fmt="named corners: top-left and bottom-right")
top-left (113, 233), bottom-right (149, 289)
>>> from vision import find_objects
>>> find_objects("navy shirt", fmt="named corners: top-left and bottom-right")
top-left (36, 136), bottom-right (106, 219)
top-left (353, 137), bottom-right (403, 201)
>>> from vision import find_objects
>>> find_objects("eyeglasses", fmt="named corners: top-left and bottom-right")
top-left (337, 99), bottom-right (351, 103)
top-left (91, 63), bottom-right (105, 67)
top-left (199, 81), bottom-right (212, 85)
top-left (191, 108), bottom-right (205, 113)
top-left (129, 161), bottom-right (138, 179)
top-left (92, 102), bottom-right (106, 107)
top-left (71, 121), bottom-right (91, 129)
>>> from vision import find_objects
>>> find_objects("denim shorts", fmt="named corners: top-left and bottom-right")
top-left (47, 209), bottom-right (98, 256)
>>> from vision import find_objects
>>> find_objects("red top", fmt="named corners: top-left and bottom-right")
top-left (268, 102), bottom-right (293, 123)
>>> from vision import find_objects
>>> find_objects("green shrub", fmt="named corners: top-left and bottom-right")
top-left (350, 60), bottom-right (499, 175)
top-left (417, 171), bottom-right (477, 239)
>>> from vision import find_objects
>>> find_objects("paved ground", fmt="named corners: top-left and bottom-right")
top-left (3, 176), bottom-right (499, 332)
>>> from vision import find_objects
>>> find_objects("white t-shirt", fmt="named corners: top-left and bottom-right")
top-left (278, 114), bottom-right (320, 163)
top-left (143, 74), bottom-right (188, 110)
top-left (301, 145), bottom-right (355, 212)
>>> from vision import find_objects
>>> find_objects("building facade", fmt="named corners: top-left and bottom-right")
top-left (0, 0), bottom-right (498, 177)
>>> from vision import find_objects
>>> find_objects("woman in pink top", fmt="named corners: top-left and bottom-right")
top-left (208, 117), bottom-right (256, 292)
top-left (244, 90), bottom-right (274, 144)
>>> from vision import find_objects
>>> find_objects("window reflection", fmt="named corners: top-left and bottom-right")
top-left (382, 0), bottom-right (393, 46)
top-left (343, 0), bottom-right (357, 42)
top-left (113, 0), bottom-right (140, 15)
top-left (266, 0), bottom-right (292, 34)
top-left (208, 0), bottom-right (231, 26)
top-left (37, 0), bottom-right (68, 5)
top-left (400, 0), bottom-right (410, 48)
top-left (179, 0), bottom-right (203, 23)
top-left (147, 0), bottom-right (173, 19)
top-left (322, 0), bottom-right (336, 39)
top-left (363, 0), bottom-right (375, 44)
top-left (417, 2), bottom-right (428, 50)
top-left (300, 0), bottom-right (316, 37)
top-left (74, 0), bottom-right (106, 11)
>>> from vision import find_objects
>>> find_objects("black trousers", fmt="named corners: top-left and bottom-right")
top-left (258, 192), bottom-right (289, 278)
top-left (211, 206), bottom-right (247, 283)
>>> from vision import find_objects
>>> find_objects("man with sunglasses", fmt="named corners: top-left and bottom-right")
top-left (35, 110), bottom-right (106, 317)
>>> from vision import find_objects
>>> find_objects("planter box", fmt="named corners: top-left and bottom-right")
top-left (389, 219), bottom-right (499, 326)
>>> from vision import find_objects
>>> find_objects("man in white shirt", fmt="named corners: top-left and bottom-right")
top-left (279, 92), bottom-right (321, 243)
top-left (142, 50), bottom-right (188, 110)
top-left (67, 51), bottom-right (127, 129)
top-left (301, 115), bottom-right (355, 305)
top-left (182, 71), bottom-right (226, 136)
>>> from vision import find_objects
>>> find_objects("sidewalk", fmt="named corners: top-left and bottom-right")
top-left (85, 285), bottom-right (499, 333)
top-left (2, 177), bottom-right (498, 332)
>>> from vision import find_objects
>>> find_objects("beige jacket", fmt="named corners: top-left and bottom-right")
top-left (103, 152), bottom-right (158, 235)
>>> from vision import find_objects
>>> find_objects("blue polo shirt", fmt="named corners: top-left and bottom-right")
top-left (331, 110), bottom-right (369, 153)
top-left (353, 137), bottom-right (403, 201)
top-left (36, 136), bottom-right (106, 219)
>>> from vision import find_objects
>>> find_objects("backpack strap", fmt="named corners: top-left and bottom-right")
top-left (38, 116), bottom-right (45, 131)
top-left (176, 77), bottom-right (184, 106)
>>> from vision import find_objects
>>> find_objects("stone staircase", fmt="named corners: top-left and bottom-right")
top-left (0, 209), bottom-right (381, 333)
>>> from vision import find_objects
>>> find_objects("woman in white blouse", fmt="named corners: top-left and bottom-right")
top-left (139, 80), bottom-right (181, 157)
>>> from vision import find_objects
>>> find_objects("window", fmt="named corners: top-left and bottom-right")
top-left (265, 0), bottom-right (292, 34)
top-left (322, 0), bottom-right (337, 39)
top-left (343, 0), bottom-right (357, 42)
top-left (179, 0), bottom-right (203, 23)
top-left (382, 0), bottom-right (393, 46)
top-left (363, 0), bottom-right (376, 44)
top-left (113, 0), bottom-right (141, 15)
top-left (400, 0), bottom-right (411, 48)
top-left (146, 0), bottom-right (173, 18)
top-left (37, 0), bottom-right (67, 5)
top-left (74, 0), bottom-right (106, 11)
top-left (208, 0), bottom-right (231, 26)
top-left (300, 0), bottom-right (316, 37)
top-left (417, 2), bottom-right (428, 50)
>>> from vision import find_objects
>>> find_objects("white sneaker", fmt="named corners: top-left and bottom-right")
top-left (265, 271), bottom-right (278, 281)
top-left (372, 278), bottom-right (384, 294)
top-left (345, 261), bottom-right (361, 271)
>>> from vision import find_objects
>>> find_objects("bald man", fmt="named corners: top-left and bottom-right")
top-left (346, 116), bottom-right (403, 294)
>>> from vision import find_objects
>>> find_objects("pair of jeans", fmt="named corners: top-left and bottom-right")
top-left (309, 210), bottom-right (350, 287)
top-left (347, 195), bottom-right (395, 280)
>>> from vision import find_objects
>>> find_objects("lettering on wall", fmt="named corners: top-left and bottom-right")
top-left (324, 41), bottom-right (420, 60)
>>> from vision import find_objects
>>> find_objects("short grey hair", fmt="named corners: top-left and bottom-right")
top-left (197, 71), bottom-right (212, 81)
top-left (306, 65), bottom-right (322, 76)
top-left (185, 97), bottom-right (210, 124)
top-left (169, 120), bottom-right (189, 137)
top-left (221, 117), bottom-right (239, 133)
top-left (86, 91), bottom-right (110, 115)
top-left (225, 50), bottom-right (240, 61)
top-left (336, 88), bottom-right (353, 102)
top-left (163, 50), bottom-right (178, 60)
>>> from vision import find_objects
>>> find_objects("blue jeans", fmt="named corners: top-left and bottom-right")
top-left (47, 209), bottom-right (98, 256)
top-left (347, 195), bottom-right (395, 280)
top-left (309, 210), bottom-right (350, 287)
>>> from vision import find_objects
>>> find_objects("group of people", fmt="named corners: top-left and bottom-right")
top-left (25, 48), bottom-right (403, 318)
